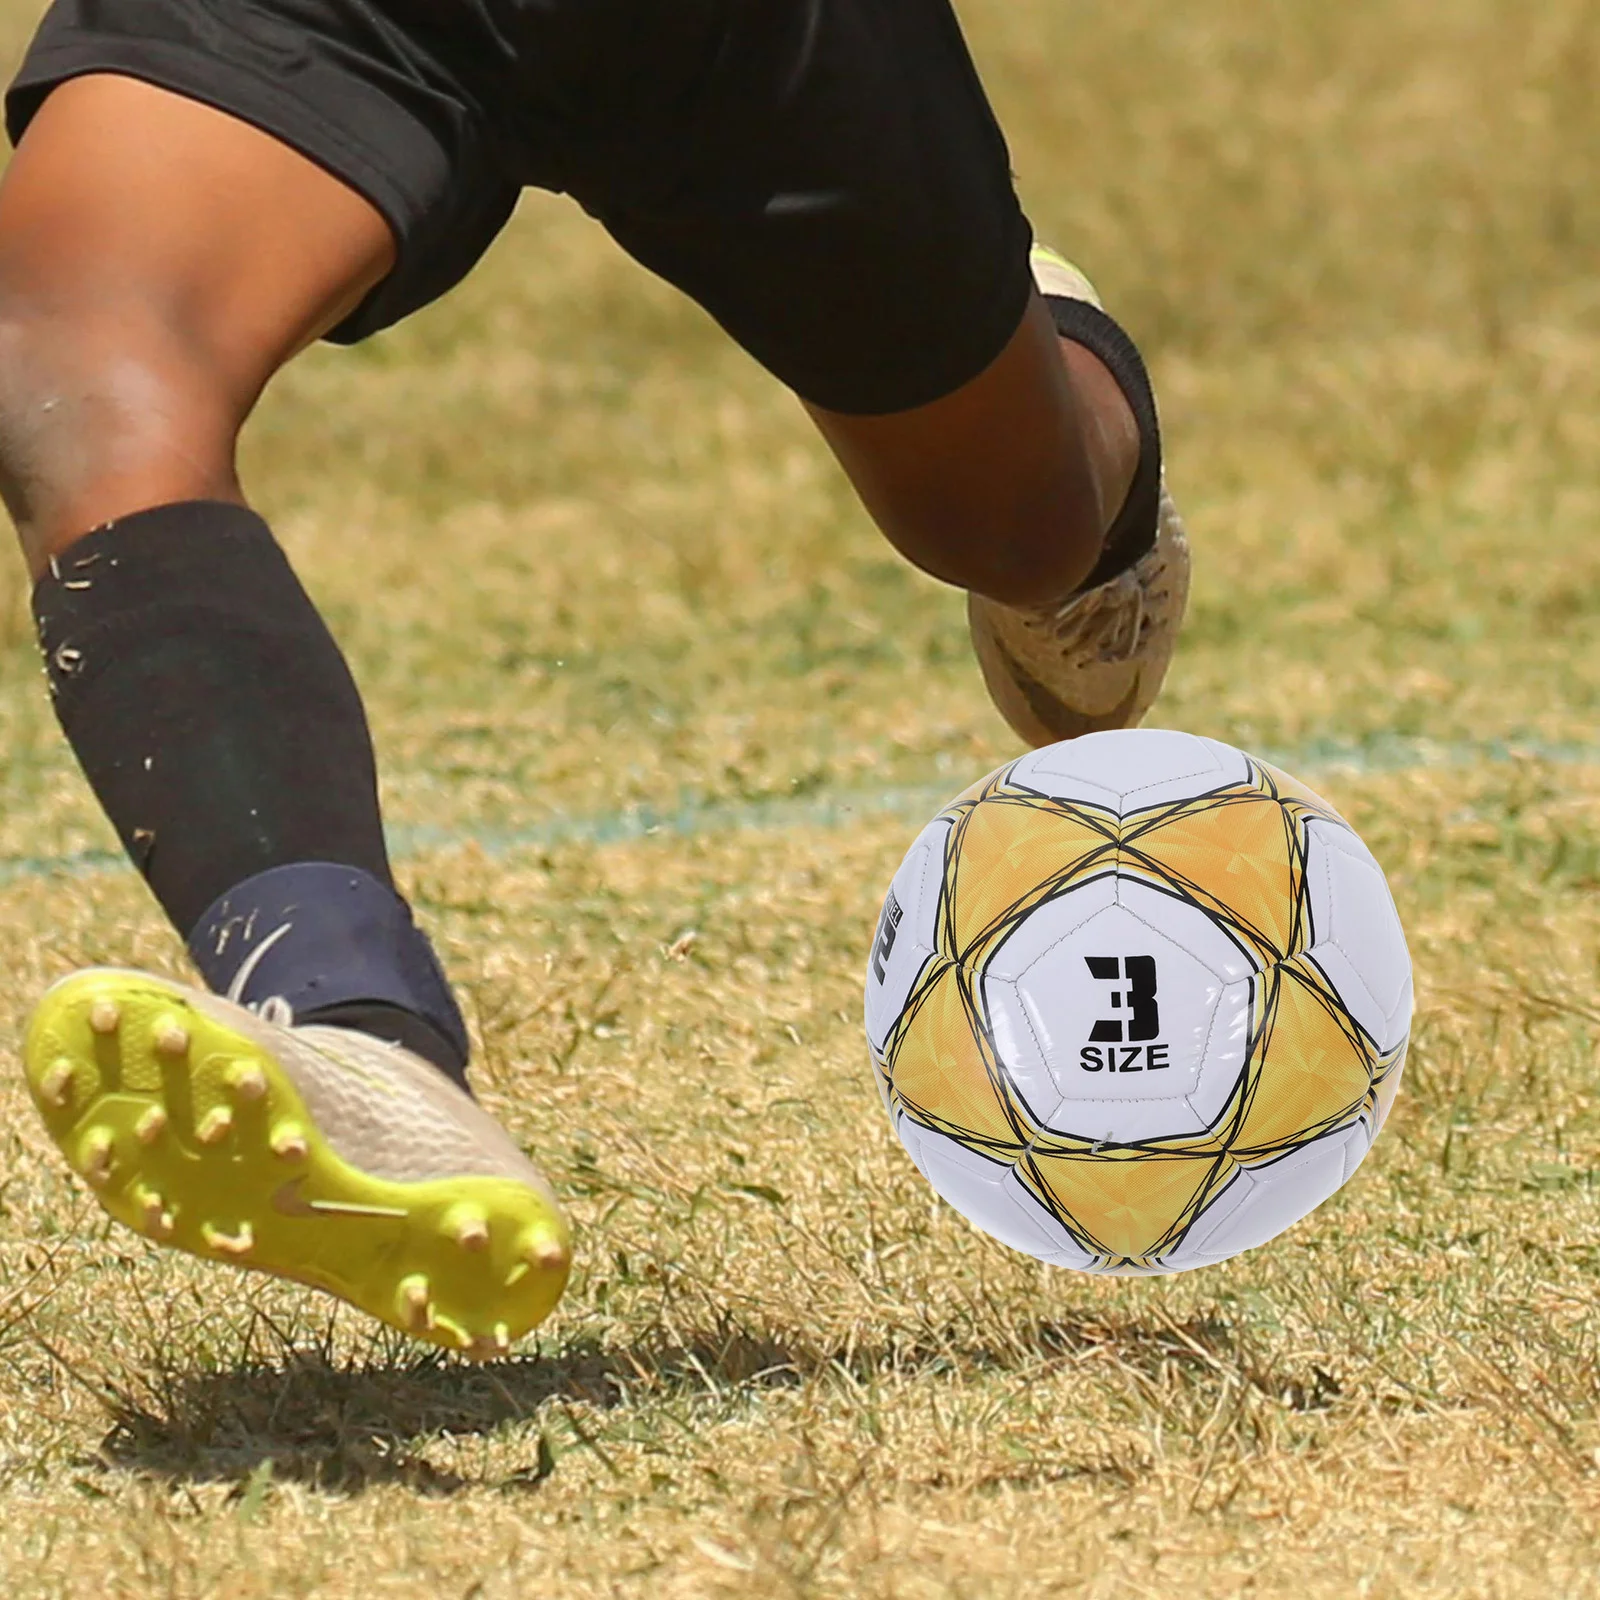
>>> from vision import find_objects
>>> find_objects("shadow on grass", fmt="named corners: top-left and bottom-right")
top-left (90, 1306), bottom-right (1315, 1496)
top-left (94, 1320), bottom-right (805, 1494)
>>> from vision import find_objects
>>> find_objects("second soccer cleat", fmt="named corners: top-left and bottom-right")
top-left (22, 968), bottom-right (570, 1356)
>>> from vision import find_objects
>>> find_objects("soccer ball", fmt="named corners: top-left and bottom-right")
top-left (864, 729), bottom-right (1411, 1273)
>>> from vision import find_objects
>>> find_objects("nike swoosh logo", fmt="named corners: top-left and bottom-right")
top-left (271, 1177), bottom-right (408, 1220)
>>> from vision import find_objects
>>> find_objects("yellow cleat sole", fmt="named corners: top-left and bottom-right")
top-left (23, 971), bottom-right (570, 1357)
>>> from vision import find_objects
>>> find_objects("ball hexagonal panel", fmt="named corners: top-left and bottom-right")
top-left (899, 1119), bottom-right (1095, 1269)
top-left (1012, 728), bottom-right (1250, 813)
top-left (1179, 1122), bottom-right (1371, 1264)
top-left (1304, 821), bottom-right (1413, 1053)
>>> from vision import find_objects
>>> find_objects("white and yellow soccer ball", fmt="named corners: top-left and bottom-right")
top-left (864, 729), bottom-right (1411, 1274)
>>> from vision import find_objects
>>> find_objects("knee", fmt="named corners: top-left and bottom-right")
top-left (0, 295), bottom-right (241, 573)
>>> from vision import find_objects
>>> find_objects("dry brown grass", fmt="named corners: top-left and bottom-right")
top-left (1, 0), bottom-right (1600, 1593)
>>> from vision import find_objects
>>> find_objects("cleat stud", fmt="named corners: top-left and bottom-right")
top-left (269, 1121), bottom-right (309, 1162)
top-left (445, 1205), bottom-right (490, 1252)
top-left (134, 1187), bottom-right (173, 1237)
top-left (196, 1106), bottom-right (234, 1146)
top-left (39, 1058), bottom-right (76, 1109)
top-left (468, 1325), bottom-right (514, 1361)
top-left (202, 1221), bottom-right (254, 1258)
top-left (225, 1061), bottom-right (268, 1103)
top-left (88, 998), bottom-right (121, 1036)
top-left (520, 1232), bottom-right (571, 1275)
top-left (134, 1104), bottom-right (169, 1145)
top-left (428, 1312), bottom-right (472, 1351)
top-left (151, 1016), bottom-right (190, 1057)
top-left (79, 1127), bottom-right (115, 1186)
top-left (396, 1275), bottom-right (434, 1333)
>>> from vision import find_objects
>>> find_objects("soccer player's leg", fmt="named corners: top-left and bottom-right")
top-left (0, 74), bottom-right (567, 1353)
top-left (810, 253), bottom-right (1191, 748)
top-left (591, 0), bottom-right (1188, 748)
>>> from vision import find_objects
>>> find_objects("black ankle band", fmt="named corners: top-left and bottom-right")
top-left (188, 862), bottom-right (470, 1076)
top-left (1041, 295), bottom-right (1163, 591)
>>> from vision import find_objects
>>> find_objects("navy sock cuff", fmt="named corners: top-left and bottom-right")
top-left (1041, 295), bottom-right (1163, 591)
top-left (187, 862), bottom-right (470, 1070)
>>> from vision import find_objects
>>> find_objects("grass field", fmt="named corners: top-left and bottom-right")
top-left (1, 0), bottom-right (1600, 1593)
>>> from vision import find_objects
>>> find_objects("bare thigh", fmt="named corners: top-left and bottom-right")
top-left (0, 73), bottom-right (396, 574)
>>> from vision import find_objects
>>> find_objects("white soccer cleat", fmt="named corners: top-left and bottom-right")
top-left (23, 968), bottom-right (570, 1357)
top-left (967, 246), bottom-right (1191, 746)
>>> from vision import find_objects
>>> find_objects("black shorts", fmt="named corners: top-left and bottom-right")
top-left (6, 0), bottom-right (1033, 415)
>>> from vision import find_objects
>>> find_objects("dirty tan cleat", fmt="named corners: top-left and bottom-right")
top-left (967, 247), bottom-right (1191, 748)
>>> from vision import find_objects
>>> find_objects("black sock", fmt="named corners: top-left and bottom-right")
top-left (31, 501), bottom-right (470, 1086)
top-left (1040, 295), bottom-right (1164, 592)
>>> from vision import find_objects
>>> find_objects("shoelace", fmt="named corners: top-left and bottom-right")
top-left (224, 921), bottom-right (297, 1027)
top-left (1049, 572), bottom-right (1152, 659)
top-left (1026, 561), bottom-right (1149, 664)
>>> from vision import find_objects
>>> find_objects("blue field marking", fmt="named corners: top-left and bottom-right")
top-left (387, 780), bottom-right (962, 855)
top-left (2, 734), bottom-right (1598, 888)
top-left (1261, 734), bottom-right (1600, 773)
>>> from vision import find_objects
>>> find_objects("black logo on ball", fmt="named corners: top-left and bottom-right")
top-left (872, 890), bottom-right (904, 984)
top-left (1081, 955), bottom-right (1169, 1073)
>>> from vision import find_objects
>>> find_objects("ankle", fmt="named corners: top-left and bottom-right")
top-left (1059, 338), bottom-right (1140, 540)
top-left (188, 862), bottom-right (471, 1083)
top-left (1039, 293), bottom-right (1165, 595)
